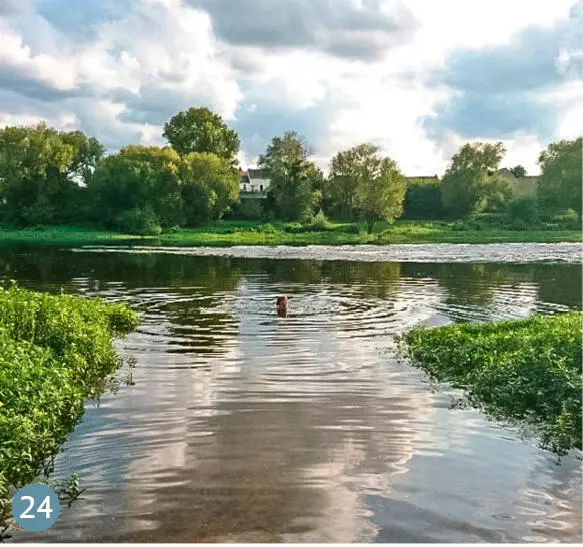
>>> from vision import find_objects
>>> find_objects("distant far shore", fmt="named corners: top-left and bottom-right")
top-left (0, 220), bottom-right (580, 247)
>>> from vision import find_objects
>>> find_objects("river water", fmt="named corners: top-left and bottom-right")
top-left (2, 243), bottom-right (582, 543)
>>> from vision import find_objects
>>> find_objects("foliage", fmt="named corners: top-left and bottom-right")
top-left (181, 152), bottom-right (239, 225)
top-left (401, 312), bottom-right (582, 455)
top-left (505, 197), bottom-right (539, 228)
top-left (537, 137), bottom-right (582, 219)
top-left (325, 144), bottom-right (406, 232)
top-left (89, 146), bottom-right (185, 231)
top-left (118, 146), bottom-right (184, 227)
top-left (510, 165), bottom-right (527, 178)
top-left (115, 206), bottom-right (162, 236)
top-left (258, 131), bottom-right (322, 221)
top-left (403, 177), bottom-right (443, 220)
top-left (162, 107), bottom-right (240, 164)
top-left (350, 145), bottom-right (406, 232)
top-left (0, 284), bottom-right (139, 526)
top-left (0, 123), bottom-right (103, 226)
top-left (324, 144), bottom-right (372, 220)
top-left (231, 198), bottom-right (264, 220)
top-left (441, 142), bottom-right (512, 218)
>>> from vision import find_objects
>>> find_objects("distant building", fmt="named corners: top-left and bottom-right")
top-left (496, 168), bottom-right (538, 198)
top-left (240, 168), bottom-right (270, 197)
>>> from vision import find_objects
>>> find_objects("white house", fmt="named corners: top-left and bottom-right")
top-left (240, 168), bottom-right (270, 194)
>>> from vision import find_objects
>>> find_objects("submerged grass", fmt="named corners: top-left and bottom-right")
top-left (400, 312), bottom-right (582, 455)
top-left (0, 221), bottom-right (580, 246)
top-left (0, 283), bottom-right (140, 530)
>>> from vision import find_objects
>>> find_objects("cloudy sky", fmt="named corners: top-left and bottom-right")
top-left (0, 0), bottom-right (581, 175)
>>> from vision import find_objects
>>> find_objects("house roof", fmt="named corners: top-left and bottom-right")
top-left (248, 168), bottom-right (268, 179)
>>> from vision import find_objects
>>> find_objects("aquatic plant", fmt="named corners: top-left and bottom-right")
top-left (0, 283), bottom-right (140, 529)
top-left (400, 312), bottom-right (582, 455)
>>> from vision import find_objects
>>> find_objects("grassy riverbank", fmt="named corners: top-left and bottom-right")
top-left (0, 284), bottom-right (139, 529)
top-left (401, 312), bottom-right (582, 455)
top-left (0, 221), bottom-right (581, 246)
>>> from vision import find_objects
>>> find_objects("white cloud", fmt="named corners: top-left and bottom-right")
top-left (0, 0), bottom-right (579, 174)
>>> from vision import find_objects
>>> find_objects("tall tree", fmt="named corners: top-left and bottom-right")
top-left (441, 142), bottom-right (511, 218)
top-left (163, 107), bottom-right (240, 164)
top-left (350, 145), bottom-right (406, 232)
top-left (258, 131), bottom-right (322, 221)
top-left (537, 137), bottom-right (582, 219)
top-left (119, 146), bottom-right (184, 227)
top-left (325, 143), bottom-right (377, 220)
top-left (0, 123), bottom-right (103, 225)
top-left (89, 146), bottom-right (184, 232)
top-left (180, 152), bottom-right (240, 225)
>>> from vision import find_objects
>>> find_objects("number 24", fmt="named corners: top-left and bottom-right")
top-left (20, 496), bottom-right (53, 519)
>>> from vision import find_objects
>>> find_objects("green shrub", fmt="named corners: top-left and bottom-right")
top-left (165, 225), bottom-right (181, 234)
top-left (284, 222), bottom-right (303, 233)
top-left (401, 312), bottom-right (582, 455)
top-left (236, 199), bottom-right (264, 220)
top-left (259, 223), bottom-right (278, 234)
top-left (0, 284), bottom-right (140, 514)
top-left (342, 223), bottom-right (362, 234)
top-left (506, 197), bottom-right (539, 225)
top-left (403, 178), bottom-right (443, 220)
top-left (115, 207), bottom-right (162, 236)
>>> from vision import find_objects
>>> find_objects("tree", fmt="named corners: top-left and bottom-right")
top-left (258, 131), bottom-right (322, 221)
top-left (510, 165), bottom-right (527, 178)
top-left (403, 177), bottom-right (443, 220)
top-left (441, 142), bottom-right (512, 218)
top-left (89, 146), bottom-right (184, 232)
top-left (325, 143), bottom-right (376, 220)
top-left (537, 138), bottom-right (582, 219)
top-left (180, 152), bottom-right (240, 225)
top-left (119, 146), bottom-right (184, 227)
top-left (349, 145), bottom-right (406, 233)
top-left (0, 123), bottom-right (104, 225)
top-left (163, 107), bottom-right (240, 164)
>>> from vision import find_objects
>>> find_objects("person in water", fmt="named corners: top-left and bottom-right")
top-left (276, 296), bottom-right (288, 317)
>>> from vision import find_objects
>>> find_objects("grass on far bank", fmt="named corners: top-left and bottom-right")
top-left (0, 283), bottom-right (140, 531)
top-left (0, 219), bottom-right (581, 246)
top-left (400, 312), bottom-right (582, 455)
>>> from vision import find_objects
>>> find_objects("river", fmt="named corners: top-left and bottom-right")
top-left (2, 242), bottom-right (581, 543)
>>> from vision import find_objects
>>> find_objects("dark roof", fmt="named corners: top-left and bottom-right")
top-left (248, 168), bottom-right (268, 179)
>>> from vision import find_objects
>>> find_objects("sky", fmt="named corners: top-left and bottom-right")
top-left (0, 0), bottom-right (581, 175)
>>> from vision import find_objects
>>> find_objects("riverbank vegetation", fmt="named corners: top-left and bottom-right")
top-left (0, 220), bottom-right (580, 246)
top-left (0, 107), bottom-right (580, 242)
top-left (401, 312), bottom-right (582, 455)
top-left (0, 284), bottom-right (140, 528)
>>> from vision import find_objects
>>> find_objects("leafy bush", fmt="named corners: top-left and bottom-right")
top-left (403, 178), bottom-right (443, 220)
top-left (342, 223), bottom-right (362, 234)
top-left (259, 223), bottom-right (278, 234)
top-left (0, 284), bottom-right (140, 520)
top-left (235, 199), bottom-right (264, 220)
top-left (506, 197), bottom-right (539, 225)
top-left (401, 312), bottom-right (582, 455)
top-left (165, 225), bottom-right (181, 234)
top-left (115, 207), bottom-right (162, 236)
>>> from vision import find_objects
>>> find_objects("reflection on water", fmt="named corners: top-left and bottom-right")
top-left (1, 245), bottom-right (581, 543)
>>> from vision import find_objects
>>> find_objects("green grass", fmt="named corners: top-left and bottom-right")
top-left (400, 312), bottom-right (582, 455)
top-left (0, 284), bottom-right (140, 529)
top-left (0, 220), bottom-right (580, 246)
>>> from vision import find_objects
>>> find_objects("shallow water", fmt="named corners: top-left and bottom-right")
top-left (2, 244), bottom-right (582, 543)
top-left (75, 241), bottom-right (582, 263)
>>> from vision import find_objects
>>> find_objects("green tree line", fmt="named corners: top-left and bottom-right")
top-left (0, 106), bottom-right (580, 235)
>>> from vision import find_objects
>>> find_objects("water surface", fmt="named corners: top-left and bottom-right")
top-left (2, 244), bottom-right (581, 543)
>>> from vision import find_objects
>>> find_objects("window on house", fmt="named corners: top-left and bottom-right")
top-left (243, 184), bottom-right (247, 191)
top-left (260, 184), bottom-right (264, 191)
